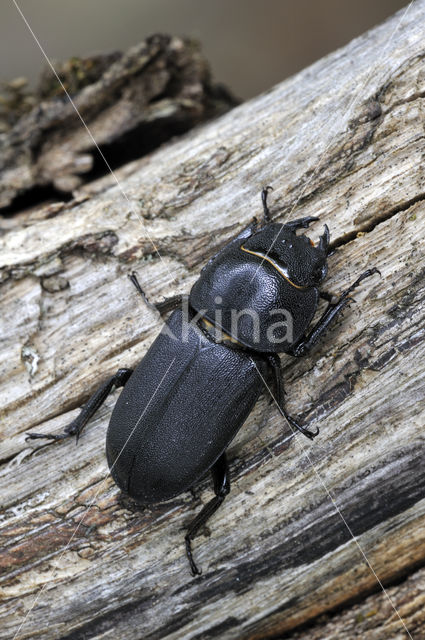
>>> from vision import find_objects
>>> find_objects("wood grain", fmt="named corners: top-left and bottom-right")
top-left (1, 2), bottom-right (425, 639)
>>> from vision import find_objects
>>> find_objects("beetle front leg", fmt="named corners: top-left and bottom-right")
top-left (185, 452), bottom-right (230, 576)
top-left (267, 354), bottom-right (319, 440)
top-left (26, 368), bottom-right (133, 444)
top-left (290, 268), bottom-right (380, 357)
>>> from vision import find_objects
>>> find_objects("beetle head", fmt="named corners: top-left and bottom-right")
top-left (242, 222), bottom-right (330, 288)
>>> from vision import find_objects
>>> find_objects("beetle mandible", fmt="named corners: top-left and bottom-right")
top-left (27, 188), bottom-right (379, 575)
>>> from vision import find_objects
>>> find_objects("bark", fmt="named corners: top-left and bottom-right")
top-left (0, 34), bottom-right (237, 209)
top-left (1, 3), bottom-right (425, 640)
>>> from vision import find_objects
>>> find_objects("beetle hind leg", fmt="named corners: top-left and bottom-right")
top-left (26, 368), bottom-right (133, 444)
top-left (185, 452), bottom-right (230, 576)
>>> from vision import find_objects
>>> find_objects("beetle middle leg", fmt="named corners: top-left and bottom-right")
top-left (26, 368), bottom-right (133, 443)
top-left (185, 452), bottom-right (230, 575)
top-left (267, 354), bottom-right (319, 440)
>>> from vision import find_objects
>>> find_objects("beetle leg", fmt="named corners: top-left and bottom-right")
top-left (26, 368), bottom-right (133, 444)
top-left (290, 268), bottom-right (381, 358)
top-left (185, 452), bottom-right (230, 576)
top-left (128, 271), bottom-right (185, 317)
top-left (267, 354), bottom-right (319, 440)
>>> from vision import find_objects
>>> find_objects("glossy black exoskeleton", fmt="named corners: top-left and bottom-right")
top-left (27, 188), bottom-right (379, 575)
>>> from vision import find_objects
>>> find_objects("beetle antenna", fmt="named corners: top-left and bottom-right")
top-left (261, 186), bottom-right (273, 223)
top-left (128, 272), bottom-right (158, 312)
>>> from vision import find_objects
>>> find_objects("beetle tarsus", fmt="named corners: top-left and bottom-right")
top-left (284, 413), bottom-right (319, 440)
top-left (26, 422), bottom-right (79, 443)
top-left (185, 538), bottom-right (202, 576)
top-left (25, 431), bottom-right (69, 442)
top-left (340, 267), bottom-right (381, 300)
top-left (184, 452), bottom-right (230, 575)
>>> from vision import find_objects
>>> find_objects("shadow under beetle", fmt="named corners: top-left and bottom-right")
top-left (27, 188), bottom-right (379, 575)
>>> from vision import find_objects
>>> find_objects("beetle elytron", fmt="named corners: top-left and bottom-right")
top-left (28, 188), bottom-right (379, 575)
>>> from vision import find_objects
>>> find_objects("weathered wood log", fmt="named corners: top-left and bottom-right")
top-left (1, 2), bottom-right (425, 639)
top-left (0, 34), bottom-right (237, 209)
top-left (288, 565), bottom-right (425, 639)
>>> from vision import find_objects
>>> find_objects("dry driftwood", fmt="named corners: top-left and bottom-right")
top-left (1, 2), bottom-right (425, 639)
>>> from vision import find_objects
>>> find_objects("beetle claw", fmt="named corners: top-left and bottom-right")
top-left (304, 425), bottom-right (320, 440)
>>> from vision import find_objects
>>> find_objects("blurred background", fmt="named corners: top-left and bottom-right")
top-left (1, 0), bottom-right (406, 99)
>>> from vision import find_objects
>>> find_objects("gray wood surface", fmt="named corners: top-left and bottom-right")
top-left (1, 2), bottom-right (425, 639)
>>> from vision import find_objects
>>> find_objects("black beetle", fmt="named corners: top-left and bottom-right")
top-left (27, 188), bottom-right (379, 575)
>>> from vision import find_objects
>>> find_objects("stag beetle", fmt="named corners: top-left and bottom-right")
top-left (27, 188), bottom-right (379, 575)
